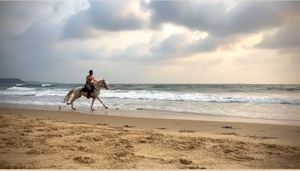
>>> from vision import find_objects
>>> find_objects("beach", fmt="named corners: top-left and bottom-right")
top-left (2, 0), bottom-right (300, 169)
top-left (0, 107), bottom-right (300, 169)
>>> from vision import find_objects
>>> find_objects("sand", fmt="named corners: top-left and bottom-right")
top-left (0, 107), bottom-right (300, 169)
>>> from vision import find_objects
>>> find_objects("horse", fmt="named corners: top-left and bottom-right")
top-left (63, 79), bottom-right (110, 111)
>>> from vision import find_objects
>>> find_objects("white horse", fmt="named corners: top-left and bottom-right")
top-left (63, 79), bottom-right (110, 110)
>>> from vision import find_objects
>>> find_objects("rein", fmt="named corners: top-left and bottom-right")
top-left (93, 80), bottom-right (106, 93)
top-left (94, 87), bottom-right (99, 93)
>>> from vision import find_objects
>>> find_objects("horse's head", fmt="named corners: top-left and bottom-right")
top-left (102, 79), bottom-right (110, 90)
top-left (95, 79), bottom-right (110, 90)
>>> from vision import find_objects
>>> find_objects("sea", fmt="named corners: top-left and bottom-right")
top-left (0, 83), bottom-right (300, 121)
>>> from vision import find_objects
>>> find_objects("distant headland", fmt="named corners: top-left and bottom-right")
top-left (0, 78), bottom-right (60, 84)
top-left (0, 78), bottom-right (26, 84)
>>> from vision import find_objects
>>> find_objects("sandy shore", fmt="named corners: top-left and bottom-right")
top-left (0, 107), bottom-right (300, 169)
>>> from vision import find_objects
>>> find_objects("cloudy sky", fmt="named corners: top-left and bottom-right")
top-left (0, 1), bottom-right (299, 84)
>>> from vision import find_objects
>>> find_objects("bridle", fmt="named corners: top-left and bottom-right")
top-left (94, 80), bottom-right (107, 92)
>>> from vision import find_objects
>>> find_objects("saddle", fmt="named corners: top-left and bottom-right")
top-left (80, 84), bottom-right (94, 93)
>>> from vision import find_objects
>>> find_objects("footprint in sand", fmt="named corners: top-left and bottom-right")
top-left (188, 166), bottom-right (207, 169)
top-left (179, 130), bottom-right (196, 133)
top-left (179, 158), bottom-right (193, 165)
top-left (73, 156), bottom-right (95, 164)
top-left (156, 127), bottom-right (166, 129)
top-left (96, 123), bottom-right (108, 126)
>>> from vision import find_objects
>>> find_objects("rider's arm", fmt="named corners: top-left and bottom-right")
top-left (92, 76), bottom-right (97, 82)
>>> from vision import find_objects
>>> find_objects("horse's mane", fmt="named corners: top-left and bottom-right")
top-left (95, 79), bottom-right (104, 85)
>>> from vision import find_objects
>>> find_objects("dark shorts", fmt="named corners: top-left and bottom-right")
top-left (84, 83), bottom-right (94, 92)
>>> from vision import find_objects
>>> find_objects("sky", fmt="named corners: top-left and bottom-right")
top-left (0, 1), bottom-right (299, 84)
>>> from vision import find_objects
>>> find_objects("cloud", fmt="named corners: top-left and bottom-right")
top-left (0, 1), bottom-right (91, 82)
top-left (0, 1), bottom-right (54, 39)
top-left (149, 33), bottom-right (218, 59)
top-left (142, 1), bottom-right (300, 37)
top-left (256, 22), bottom-right (300, 50)
top-left (140, 1), bottom-right (300, 58)
top-left (105, 32), bottom-right (240, 63)
top-left (1, 1), bottom-right (300, 83)
top-left (150, 33), bottom-right (190, 54)
top-left (63, 1), bottom-right (149, 39)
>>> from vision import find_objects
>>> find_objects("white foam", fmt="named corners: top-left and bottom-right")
top-left (2, 87), bottom-right (300, 105)
top-left (0, 91), bottom-right (36, 96)
top-left (101, 90), bottom-right (300, 105)
top-left (41, 84), bottom-right (52, 87)
top-left (35, 90), bottom-right (68, 97)
top-left (1, 84), bottom-right (300, 121)
top-left (6, 86), bottom-right (36, 91)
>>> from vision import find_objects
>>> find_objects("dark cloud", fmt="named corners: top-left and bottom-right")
top-left (12, 22), bottom-right (61, 48)
top-left (189, 35), bottom-right (237, 53)
top-left (0, 35), bottom-right (90, 83)
top-left (256, 22), bottom-right (300, 50)
top-left (107, 33), bottom-right (239, 63)
top-left (0, 1), bottom-right (81, 82)
top-left (150, 34), bottom-right (189, 54)
top-left (53, 2), bottom-right (64, 12)
top-left (142, 1), bottom-right (300, 37)
top-left (0, 1), bottom-right (60, 40)
top-left (140, 1), bottom-right (300, 55)
top-left (149, 33), bottom-right (220, 59)
top-left (63, 1), bottom-right (147, 39)
top-left (109, 43), bottom-right (149, 62)
top-left (62, 12), bottom-right (92, 39)
top-left (150, 32), bottom-right (240, 61)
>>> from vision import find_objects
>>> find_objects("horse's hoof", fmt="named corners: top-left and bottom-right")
top-left (67, 103), bottom-right (70, 105)
top-left (72, 108), bottom-right (76, 110)
top-left (105, 107), bottom-right (108, 109)
top-left (91, 109), bottom-right (95, 111)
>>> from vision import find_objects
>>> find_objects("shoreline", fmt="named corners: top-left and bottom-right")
top-left (1, 102), bottom-right (300, 126)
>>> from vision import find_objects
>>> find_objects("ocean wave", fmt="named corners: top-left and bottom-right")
top-left (266, 86), bottom-right (300, 91)
top-left (2, 86), bottom-right (300, 105)
top-left (35, 90), bottom-right (68, 97)
top-left (101, 90), bottom-right (300, 105)
top-left (0, 91), bottom-right (36, 96)
top-left (152, 85), bottom-right (168, 88)
top-left (6, 86), bottom-right (36, 91)
top-left (286, 88), bottom-right (300, 91)
top-left (41, 84), bottom-right (52, 87)
top-left (15, 84), bottom-right (25, 86)
top-left (52, 88), bottom-right (69, 91)
top-left (1, 89), bottom-right (68, 97)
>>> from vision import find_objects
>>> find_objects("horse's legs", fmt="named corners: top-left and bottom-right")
top-left (70, 96), bottom-right (80, 110)
top-left (90, 98), bottom-right (96, 111)
top-left (96, 97), bottom-right (108, 109)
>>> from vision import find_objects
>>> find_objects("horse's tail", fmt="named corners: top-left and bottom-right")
top-left (63, 89), bottom-right (74, 103)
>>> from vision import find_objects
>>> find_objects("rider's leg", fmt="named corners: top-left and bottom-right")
top-left (91, 85), bottom-right (94, 92)
top-left (86, 84), bottom-right (91, 99)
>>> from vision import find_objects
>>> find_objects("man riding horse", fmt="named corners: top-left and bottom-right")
top-left (64, 74), bottom-right (110, 110)
top-left (85, 70), bottom-right (97, 99)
